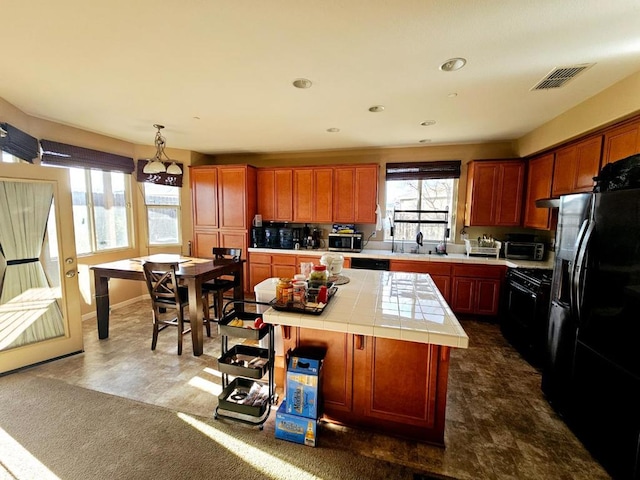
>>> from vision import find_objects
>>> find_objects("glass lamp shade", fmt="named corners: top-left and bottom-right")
top-left (143, 159), bottom-right (166, 174)
top-left (166, 162), bottom-right (183, 175)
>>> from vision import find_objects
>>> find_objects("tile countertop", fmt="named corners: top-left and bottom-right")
top-left (249, 247), bottom-right (554, 270)
top-left (261, 268), bottom-right (469, 349)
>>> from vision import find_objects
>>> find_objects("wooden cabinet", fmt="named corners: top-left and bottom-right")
top-left (450, 264), bottom-right (504, 316)
top-left (465, 159), bottom-right (525, 227)
top-left (248, 253), bottom-right (297, 291)
top-left (389, 260), bottom-right (451, 302)
top-left (332, 164), bottom-right (379, 223)
top-left (282, 327), bottom-right (450, 444)
top-left (256, 168), bottom-right (293, 222)
top-left (523, 153), bottom-right (555, 230)
top-left (551, 136), bottom-right (602, 196)
top-left (191, 165), bottom-right (256, 291)
top-left (293, 167), bottom-right (333, 223)
top-left (602, 120), bottom-right (640, 166)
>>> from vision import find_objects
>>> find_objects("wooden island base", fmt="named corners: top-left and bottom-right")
top-left (281, 325), bottom-right (451, 446)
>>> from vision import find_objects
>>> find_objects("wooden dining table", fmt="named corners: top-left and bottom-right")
top-left (90, 255), bottom-right (245, 356)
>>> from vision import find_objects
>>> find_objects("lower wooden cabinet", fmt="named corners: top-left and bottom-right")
top-left (282, 327), bottom-right (450, 445)
top-left (450, 264), bottom-right (504, 315)
top-left (248, 253), bottom-right (297, 291)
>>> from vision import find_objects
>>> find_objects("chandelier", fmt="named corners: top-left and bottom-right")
top-left (142, 124), bottom-right (182, 174)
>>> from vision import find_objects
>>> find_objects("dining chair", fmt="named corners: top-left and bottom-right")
top-left (201, 248), bottom-right (242, 322)
top-left (142, 261), bottom-right (210, 355)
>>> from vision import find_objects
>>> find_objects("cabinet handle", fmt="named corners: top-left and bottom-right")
top-left (282, 325), bottom-right (291, 340)
top-left (355, 334), bottom-right (365, 350)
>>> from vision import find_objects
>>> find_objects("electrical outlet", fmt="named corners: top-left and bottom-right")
top-left (371, 231), bottom-right (377, 238)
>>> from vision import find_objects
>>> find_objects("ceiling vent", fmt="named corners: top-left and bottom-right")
top-left (531, 64), bottom-right (594, 90)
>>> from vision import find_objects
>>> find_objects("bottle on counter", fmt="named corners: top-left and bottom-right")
top-left (275, 278), bottom-right (293, 304)
top-left (308, 264), bottom-right (328, 289)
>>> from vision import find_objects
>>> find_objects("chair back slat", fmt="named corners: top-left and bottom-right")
top-left (143, 261), bottom-right (181, 305)
top-left (212, 247), bottom-right (242, 262)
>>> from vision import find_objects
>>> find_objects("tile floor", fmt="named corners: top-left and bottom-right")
top-left (25, 299), bottom-right (611, 479)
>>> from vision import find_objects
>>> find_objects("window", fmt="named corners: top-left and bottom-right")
top-left (1, 151), bottom-right (27, 163)
top-left (70, 168), bottom-right (133, 255)
top-left (144, 183), bottom-right (181, 245)
top-left (385, 161), bottom-right (461, 243)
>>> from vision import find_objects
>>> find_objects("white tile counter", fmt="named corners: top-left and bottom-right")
top-left (261, 268), bottom-right (469, 349)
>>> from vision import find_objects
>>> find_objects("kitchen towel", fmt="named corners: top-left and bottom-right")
top-left (375, 204), bottom-right (383, 231)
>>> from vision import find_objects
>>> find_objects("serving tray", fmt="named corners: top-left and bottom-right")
top-left (269, 286), bottom-right (338, 315)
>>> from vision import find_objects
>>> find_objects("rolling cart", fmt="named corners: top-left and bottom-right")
top-left (214, 300), bottom-right (276, 429)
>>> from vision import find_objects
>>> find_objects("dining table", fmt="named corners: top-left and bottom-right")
top-left (90, 254), bottom-right (245, 356)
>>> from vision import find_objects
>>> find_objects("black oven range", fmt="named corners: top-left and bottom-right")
top-left (501, 267), bottom-right (553, 367)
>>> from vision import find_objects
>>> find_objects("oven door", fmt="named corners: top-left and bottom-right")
top-left (502, 275), bottom-right (544, 364)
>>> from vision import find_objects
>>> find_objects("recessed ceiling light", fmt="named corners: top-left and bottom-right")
top-left (419, 139), bottom-right (432, 144)
top-left (420, 120), bottom-right (436, 126)
top-left (369, 105), bottom-right (385, 113)
top-left (292, 78), bottom-right (312, 89)
top-left (440, 58), bottom-right (467, 72)
top-left (327, 128), bottom-right (340, 133)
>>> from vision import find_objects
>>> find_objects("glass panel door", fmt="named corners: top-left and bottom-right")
top-left (1, 163), bottom-right (82, 374)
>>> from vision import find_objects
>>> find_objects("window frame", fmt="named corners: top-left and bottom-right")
top-left (143, 182), bottom-right (182, 247)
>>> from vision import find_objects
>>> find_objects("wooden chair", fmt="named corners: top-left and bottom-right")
top-left (201, 248), bottom-right (242, 322)
top-left (142, 261), bottom-right (210, 355)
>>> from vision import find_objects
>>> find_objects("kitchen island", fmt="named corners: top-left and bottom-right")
top-left (262, 268), bottom-right (468, 445)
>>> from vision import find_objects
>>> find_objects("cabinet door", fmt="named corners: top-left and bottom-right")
top-left (274, 169), bottom-right (293, 221)
top-left (249, 263), bottom-right (271, 292)
top-left (333, 167), bottom-right (356, 223)
top-left (218, 166), bottom-right (247, 229)
top-left (256, 169), bottom-right (276, 220)
top-left (475, 279), bottom-right (501, 316)
top-left (272, 265), bottom-right (296, 279)
top-left (551, 147), bottom-right (576, 197)
top-left (355, 337), bottom-right (439, 428)
top-left (495, 161), bottom-right (525, 226)
top-left (465, 162), bottom-right (498, 226)
top-left (431, 275), bottom-right (451, 303)
top-left (193, 230), bottom-right (219, 258)
top-left (354, 165), bottom-right (378, 223)
top-left (313, 168), bottom-right (334, 223)
top-left (451, 277), bottom-right (475, 314)
top-left (293, 168), bottom-right (314, 223)
top-left (191, 167), bottom-right (218, 229)
top-left (298, 329), bottom-right (354, 415)
top-left (573, 136), bottom-right (602, 192)
top-left (524, 153), bottom-right (554, 230)
top-left (603, 121), bottom-right (640, 166)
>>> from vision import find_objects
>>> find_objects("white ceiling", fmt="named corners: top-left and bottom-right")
top-left (2, 0), bottom-right (640, 155)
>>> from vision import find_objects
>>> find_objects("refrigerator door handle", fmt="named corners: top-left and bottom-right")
top-left (568, 218), bottom-right (589, 318)
top-left (573, 221), bottom-right (594, 323)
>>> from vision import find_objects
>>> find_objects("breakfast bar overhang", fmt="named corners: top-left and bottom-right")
top-left (262, 268), bottom-right (469, 445)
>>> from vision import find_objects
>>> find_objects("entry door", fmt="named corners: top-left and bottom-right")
top-left (0, 162), bottom-right (82, 374)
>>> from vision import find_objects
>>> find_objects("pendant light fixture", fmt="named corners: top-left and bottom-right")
top-left (142, 124), bottom-right (182, 174)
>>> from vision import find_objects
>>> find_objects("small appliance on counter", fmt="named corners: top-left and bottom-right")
top-left (251, 226), bottom-right (266, 248)
top-left (328, 231), bottom-right (362, 252)
top-left (320, 253), bottom-right (349, 285)
top-left (503, 234), bottom-right (545, 261)
top-left (264, 226), bottom-right (280, 248)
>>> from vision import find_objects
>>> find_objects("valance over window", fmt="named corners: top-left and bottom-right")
top-left (0, 123), bottom-right (39, 163)
top-left (386, 160), bottom-right (461, 180)
top-left (136, 160), bottom-right (184, 187)
top-left (40, 140), bottom-right (134, 173)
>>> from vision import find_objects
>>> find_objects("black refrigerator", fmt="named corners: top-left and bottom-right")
top-left (543, 188), bottom-right (640, 480)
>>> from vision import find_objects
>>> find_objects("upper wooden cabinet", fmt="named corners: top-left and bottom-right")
top-left (602, 120), bottom-right (640, 166)
top-left (191, 167), bottom-right (219, 229)
top-left (333, 164), bottom-right (379, 224)
top-left (465, 159), bottom-right (525, 227)
top-left (293, 167), bottom-right (333, 223)
top-left (523, 153), bottom-right (555, 230)
top-left (257, 168), bottom-right (293, 222)
top-left (551, 136), bottom-right (602, 197)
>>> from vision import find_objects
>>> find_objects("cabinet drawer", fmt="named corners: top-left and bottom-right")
top-left (250, 253), bottom-right (272, 264)
top-left (271, 254), bottom-right (297, 266)
top-left (452, 264), bottom-right (503, 279)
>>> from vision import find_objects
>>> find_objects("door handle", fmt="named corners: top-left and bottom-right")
top-left (355, 334), bottom-right (365, 350)
top-left (65, 270), bottom-right (76, 278)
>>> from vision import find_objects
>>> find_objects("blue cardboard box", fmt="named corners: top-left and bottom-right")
top-left (275, 400), bottom-right (317, 447)
top-left (285, 370), bottom-right (321, 419)
top-left (288, 353), bottom-right (322, 375)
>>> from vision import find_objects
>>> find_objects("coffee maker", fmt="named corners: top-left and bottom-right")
top-left (251, 226), bottom-right (265, 248)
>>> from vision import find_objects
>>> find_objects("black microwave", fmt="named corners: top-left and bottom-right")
top-left (504, 241), bottom-right (545, 261)
top-left (328, 233), bottom-right (363, 252)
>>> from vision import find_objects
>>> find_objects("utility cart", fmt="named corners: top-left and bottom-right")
top-left (214, 300), bottom-right (276, 429)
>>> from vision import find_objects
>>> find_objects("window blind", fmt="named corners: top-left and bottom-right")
top-left (40, 139), bottom-right (134, 173)
top-left (0, 123), bottom-right (39, 163)
top-left (385, 160), bottom-right (461, 180)
top-left (136, 160), bottom-right (184, 187)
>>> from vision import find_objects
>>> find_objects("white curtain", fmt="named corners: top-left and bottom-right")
top-left (0, 181), bottom-right (65, 349)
